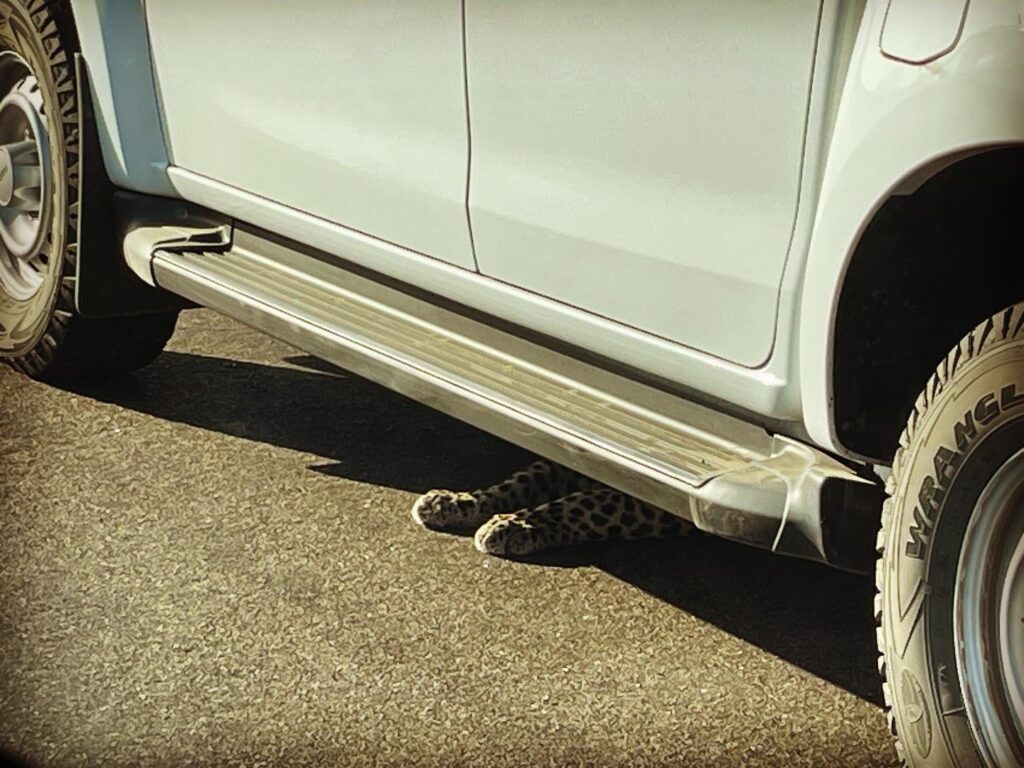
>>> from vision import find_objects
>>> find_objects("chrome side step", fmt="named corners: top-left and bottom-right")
top-left (141, 224), bottom-right (881, 571)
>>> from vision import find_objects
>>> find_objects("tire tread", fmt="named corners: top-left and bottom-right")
top-left (876, 300), bottom-right (1024, 766)
top-left (1, 0), bottom-right (177, 381)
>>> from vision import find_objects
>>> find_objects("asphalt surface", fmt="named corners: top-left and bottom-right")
top-left (0, 310), bottom-right (899, 768)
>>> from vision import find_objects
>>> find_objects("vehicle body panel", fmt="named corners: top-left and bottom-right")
top-left (464, 0), bottom-right (822, 367)
top-left (799, 0), bottom-right (1024, 453)
top-left (144, 0), bottom-right (477, 270)
top-left (880, 0), bottom-right (970, 64)
top-left (167, 166), bottom-right (800, 421)
top-left (67, 0), bottom-right (173, 196)
top-left (68, 0), bottom-right (1024, 460)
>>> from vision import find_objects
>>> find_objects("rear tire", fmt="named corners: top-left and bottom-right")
top-left (877, 301), bottom-right (1024, 767)
top-left (0, 0), bottom-right (176, 382)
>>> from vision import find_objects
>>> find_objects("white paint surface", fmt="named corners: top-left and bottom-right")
top-left (880, 0), bottom-right (969, 63)
top-left (144, 0), bottom-right (476, 269)
top-left (465, 1), bottom-right (823, 367)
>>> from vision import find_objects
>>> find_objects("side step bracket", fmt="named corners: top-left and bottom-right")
top-left (143, 224), bottom-right (881, 571)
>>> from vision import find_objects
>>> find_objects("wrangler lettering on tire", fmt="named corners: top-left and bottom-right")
top-left (905, 384), bottom-right (1024, 560)
top-left (878, 302), bottom-right (1024, 767)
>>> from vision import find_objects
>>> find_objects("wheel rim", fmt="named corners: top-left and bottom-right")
top-left (0, 51), bottom-right (51, 302)
top-left (955, 447), bottom-right (1024, 766)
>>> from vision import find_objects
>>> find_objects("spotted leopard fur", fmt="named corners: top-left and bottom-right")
top-left (411, 460), bottom-right (691, 556)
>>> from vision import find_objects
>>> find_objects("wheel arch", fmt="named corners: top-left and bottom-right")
top-left (0, 1), bottom-right (194, 317)
top-left (67, 0), bottom-right (173, 196)
top-left (798, 0), bottom-right (1024, 461)
top-left (831, 146), bottom-right (1024, 462)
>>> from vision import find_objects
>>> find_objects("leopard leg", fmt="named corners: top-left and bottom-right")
top-left (410, 459), bottom-right (589, 531)
top-left (474, 487), bottom-right (692, 556)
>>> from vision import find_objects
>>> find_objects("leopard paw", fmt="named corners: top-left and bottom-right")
top-left (473, 514), bottom-right (548, 557)
top-left (410, 489), bottom-right (485, 531)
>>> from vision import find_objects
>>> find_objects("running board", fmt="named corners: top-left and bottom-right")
top-left (132, 224), bottom-right (881, 571)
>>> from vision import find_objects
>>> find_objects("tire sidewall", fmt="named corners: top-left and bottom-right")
top-left (882, 339), bottom-right (1024, 767)
top-left (0, 0), bottom-right (71, 357)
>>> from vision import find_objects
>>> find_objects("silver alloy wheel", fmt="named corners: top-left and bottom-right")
top-left (0, 51), bottom-right (50, 302)
top-left (955, 448), bottom-right (1024, 766)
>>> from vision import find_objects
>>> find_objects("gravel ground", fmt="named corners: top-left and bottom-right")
top-left (0, 309), bottom-right (899, 768)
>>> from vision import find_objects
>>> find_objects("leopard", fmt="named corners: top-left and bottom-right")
top-left (411, 459), bottom-right (692, 557)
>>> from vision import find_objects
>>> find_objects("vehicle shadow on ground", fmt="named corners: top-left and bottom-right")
top-left (521, 535), bottom-right (882, 705)
top-left (0, 746), bottom-right (36, 768)
top-left (60, 350), bottom-right (883, 706)
top-left (63, 350), bottom-right (536, 493)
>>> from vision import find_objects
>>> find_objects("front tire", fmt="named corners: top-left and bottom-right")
top-left (0, 0), bottom-right (176, 382)
top-left (877, 301), bottom-right (1024, 767)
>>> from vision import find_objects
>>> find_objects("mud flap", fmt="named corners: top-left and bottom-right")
top-left (72, 53), bottom-right (208, 318)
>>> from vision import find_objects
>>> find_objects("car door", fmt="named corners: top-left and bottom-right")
top-left (464, 2), bottom-right (823, 367)
top-left (144, 0), bottom-right (476, 270)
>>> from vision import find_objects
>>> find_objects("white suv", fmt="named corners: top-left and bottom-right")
top-left (0, 2), bottom-right (1021, 765)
